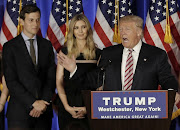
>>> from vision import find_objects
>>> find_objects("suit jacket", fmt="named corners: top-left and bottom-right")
top-left (98, 42), bottom-right (178, 91)
top-left (2, 34), bottom-right (56, 120)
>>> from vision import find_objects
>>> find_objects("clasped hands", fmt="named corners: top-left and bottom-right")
top-left (29, 100), bottom-right (50, 118)
top-left (65, 105), bottom-right (87, 119)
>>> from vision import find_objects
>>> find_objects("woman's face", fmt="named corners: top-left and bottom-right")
top-left (73, 20), bottom-right (88, 41)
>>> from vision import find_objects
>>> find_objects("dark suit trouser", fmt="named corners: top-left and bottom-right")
top-left (8, 116), bottom-right (52, 130)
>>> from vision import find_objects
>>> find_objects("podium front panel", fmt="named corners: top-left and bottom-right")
top-left (82, 90), bottom-right (175, 130)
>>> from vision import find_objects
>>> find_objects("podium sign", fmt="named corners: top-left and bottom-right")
top-left (91, 91), bottom-right (168, 119)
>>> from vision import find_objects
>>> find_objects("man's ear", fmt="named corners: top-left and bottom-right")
top-left (137, 28), bottom-right (142, 37)
top-left (20, 18), bottom-right (24, 26)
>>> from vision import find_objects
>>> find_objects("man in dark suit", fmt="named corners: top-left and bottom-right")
top-left (2, 5), bottom-right (56, 130)
top-left (98, 15), bottom-right (179, 92)
top-left (58, 15), bottom-right (180, 104)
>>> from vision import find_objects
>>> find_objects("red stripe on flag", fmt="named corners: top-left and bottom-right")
top-left (60, 24), bottom-right (66, 37)
top-left (94, 18), bottom-right (112, 47)
top-left (178, 11), bottom-right (180, 19)
top-left (169, 17), bottom-right (180, 50)
top-left (154, 23), bottom-right (179, 76)
top-left (0, 45), bottom-right (2, 50)
top-left (2, 20), bottom-right (13, 41)
top-left (143, 25), bottom-right (156, 46)
top-left (47, 25), bottom-right (61, 52)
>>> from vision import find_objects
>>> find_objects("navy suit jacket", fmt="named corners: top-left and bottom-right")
top-left (98, 42), bottom-right (178, 91)
top-left (2, 34), bottom-right (56, 120)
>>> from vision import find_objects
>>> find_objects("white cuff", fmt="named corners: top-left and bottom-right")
top-left (69, 65), bottom-right (77, 79)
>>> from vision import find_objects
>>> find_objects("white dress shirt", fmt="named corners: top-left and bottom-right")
top-left (121, 40), bottom-right (142, 88)
top-left (21, 32), bottom-right (38, 64)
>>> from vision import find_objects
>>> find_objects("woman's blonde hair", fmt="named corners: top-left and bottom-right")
top-left (66, 14), bottom-right (96, 60)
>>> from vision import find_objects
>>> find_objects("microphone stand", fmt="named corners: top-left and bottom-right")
top-left (97, 60), bottom-right (111, 90)
top-left (102, 70), bottom-right (106, 90)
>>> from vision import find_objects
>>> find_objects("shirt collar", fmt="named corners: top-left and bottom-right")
top-left (21, 32), bottom-right (36, 41)
top-left (124, 40), bottom-right (142, 54)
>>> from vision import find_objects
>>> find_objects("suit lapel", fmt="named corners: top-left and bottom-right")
top-left (111, 44), bottom-right (123, 90)
top-left (36, 36), bottom-right (42, 72)
top-left (18, 35), bottom-right (40, 72)
top-left (132, 43), bottom-right (149, 89)
top-left (118, 45), bottom-right (123, 90)
top-left (17, 35), bottom-right (36, 67)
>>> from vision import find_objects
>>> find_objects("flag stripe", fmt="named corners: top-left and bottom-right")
top-left (0, 31), bottom-right (7, 46)
top-left (95, 5), bottom-right (114, 41)
top-left (94, 18), bottom-right (112, 47)
top-left (4, 9), bottom-right (17, 37)
top-left (154, 23), bottom-right (179, 76)
top-left (143, 25), bottom-right (155, 46)
top-left (170, 16), bottom-right (180, 50)
top-left (60, 24), bottom-right (66, 38)
top-left (47, 25), bottom-right (62, 51)
top-left (93, 30), bottom-right (105, 49)
top-left (2, 20), bottom-right (13, 41)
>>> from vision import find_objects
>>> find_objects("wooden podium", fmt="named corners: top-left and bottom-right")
top-left (82, 90), bottom-right (176, 130)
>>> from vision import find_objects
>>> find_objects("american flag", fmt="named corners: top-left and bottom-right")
top-left (0, 0), bottom-right (36, 49)
top-left (93, 0), bottom-right (135, 49)
top-left (143, 0), bottom-right (180, 78)
top-left (143, 0), bottom-right (180, 120)
top-left (46, 0), bottom-right (83, 52)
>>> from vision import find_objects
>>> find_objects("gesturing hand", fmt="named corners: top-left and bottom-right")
top-left (57, 51), bottom-right (76, 73)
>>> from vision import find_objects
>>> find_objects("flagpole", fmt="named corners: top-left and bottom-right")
top-left (17, 0), bottom-right (23, 35)
top-left (164, 0), bottom-right (173, 44)
top-left (65, 0), bottom-right (69, 43)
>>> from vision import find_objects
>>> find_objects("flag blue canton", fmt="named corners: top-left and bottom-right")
top-left (99, 0), bottom-right (134, 28)
top-left (7, 0), bottom-right (36, 26)
top-left (149, 0), bottom-right (179, 25)
top-left (52, 0), bottom-right (83, 27)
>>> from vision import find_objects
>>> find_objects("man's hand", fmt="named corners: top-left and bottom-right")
top-left (57, 51), bottom-right (76, 73)
top-left (96, 86), bottom-right (103, 91)
top-left (29, 108), bottom-right (42, 118)
top-left (32, 100), bottom-right (49, 112)
top-left (175, 92), bottom-right (180, 105)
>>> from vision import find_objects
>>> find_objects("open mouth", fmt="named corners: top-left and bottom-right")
top-left (123, 38), bottom-right (128, 42)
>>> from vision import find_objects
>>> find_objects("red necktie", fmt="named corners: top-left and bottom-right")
top-left (124, 49), bottom-right (133, 90)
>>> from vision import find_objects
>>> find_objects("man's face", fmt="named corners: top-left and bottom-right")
top-left (21, 11), bottom-right (40, 38)
top-left (119, 21), bottom-right (141, 49)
